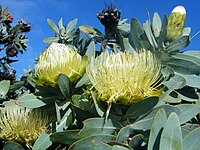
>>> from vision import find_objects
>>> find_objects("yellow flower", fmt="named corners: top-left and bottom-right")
top-left (167, 6), bottom-right (186, 41)
top-left (87, 50), bottom-right (164, 105)
top-left (0, 105), bottom-right (49, 145)
top-left (33, 42), bottom-right (87, 87)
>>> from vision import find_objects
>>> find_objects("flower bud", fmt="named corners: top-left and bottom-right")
top-left (166, 6), bottom-right (186, 41)
top-left (33, 42), bottom-right (87, 87)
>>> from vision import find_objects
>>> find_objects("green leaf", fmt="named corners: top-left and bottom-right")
top-left (75, 73), bottom-right (90, 88)
top-left (32, 132), bottom-right (52, 150)
top-left (0, 80), bottom-right (10, 97)
top-left (43, 37), bottom-right (59, 44)
top-left (85, 41), bottom-right (96, 62)
top-left (129, 18), bottom-right (143, 49)
top-left (66, 18), bottom-right (78, 34)
top-left (166, 36), bottom-right (190, 53)
top-left (176, 104), bottom-right (200, 124)
top-left (168, 59), bottom-right (200, 74)
top-left (157, 14), bottom-right (168, 48)
top-left (117, 105), bottom-right (181, 143)
top-left (79, 25), bottom-right (97, 35)
top-left (123, 38), bottom-right (136, 53)
top-left (160, 112), bottom-right (183, 150)
top-left (4, 141), bottom-right (25, 150)
top-left (79, 118), bottom-right (121, 136)
top-left (55, 107), bottom-right (73, 132)
top-left (112, 145), bottom-right (131, 150)
top-left (50, 130), bottom-right (82, 145)
top-left (183, 127), bottom-right (200, 150)
top-left (91, 92), bottom-right (105, 117)
top-left (117, 118), bottom-right (153, 143)
top-left (17, 93), bottom-right (46, 108)
top-left (58, 18), bottom-right (64, 29)
top-left (178, 74), bottom-right (200, 88)
top-left (58, 74), bottom-right (71, 98)
top-left (177, 87), bottom-right (198, 102)
top-left (169, 53), bottom-right (200, 74)
top-left (148, 108), bottom-right (167, 150)
top-left (129, 134), bottom-right (144, 149)
top-left (143, 20), bottom-right (158, 48)
top-left (68, 135), bottom-right (116, 150)
top-left (47, 18), bottom-right (59, 34)
top-left (152, 12), bottom-right (162, 38)
top-left (161, 74), bottom-right (186, 102)
top-left (108, 141), bottom-right (133, 150)
top-left (183, 50), bottom-right (200, 58)
top-left (125, 97), bottom-right (159, 118)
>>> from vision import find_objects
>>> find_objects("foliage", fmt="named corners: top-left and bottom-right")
top-left (0, 4), bottom-right (200, 150)
top-left (0, 5), bottom-right (31, 83)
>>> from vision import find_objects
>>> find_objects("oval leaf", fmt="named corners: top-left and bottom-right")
top-left (58, 74), bottom-right (71, 98)
top-left (125, 97), bottom-right (159, 118)
top-left (159, 112), bottom-right (183, 150)
top-left (0, 80), bottom-right (10, 97)
top-left (183, 127), bottom-right (200, 150)
top-left (69, 135), bottom-right (116, 150)
top-left (17, 93), bottom-right (46, 108)
top-left (148, 108), bottom-right (167, 150)
top-left (4, 141), bottom-right (24, 150)
top-left (79, 118), bottom-right (121, 136)
top-left (33, 132), bottom-right (52, 150)
top-left (47, 18), bottom-right (59, 34)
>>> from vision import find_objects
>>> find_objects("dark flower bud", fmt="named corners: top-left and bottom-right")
top-left (18, 19), bottom-right (31, 32)
top-left (6, 13), bottom-right (13, 23)
top-left (6, 46), bottom-right (18, 57)
top-left (97, 4), bottom-right (121, 30)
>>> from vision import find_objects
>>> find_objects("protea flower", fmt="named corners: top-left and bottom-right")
top-left (0, 105), bottom-right (49, 145)
top-left (87, 50), bottom-right (164, 105)
top-left (166, 6), bottom-right (186, 41)
top-left (32, 42), bottom-right (87, 87)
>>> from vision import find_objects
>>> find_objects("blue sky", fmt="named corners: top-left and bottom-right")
top-left (1, 0), bottom-right (200, 78)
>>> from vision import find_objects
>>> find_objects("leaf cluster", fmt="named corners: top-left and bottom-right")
top-left (1, 4), bottom-right (200, 150)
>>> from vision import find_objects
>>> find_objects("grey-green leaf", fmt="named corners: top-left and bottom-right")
top-left (58, 74), bottom-right (71, 98)
top-left (147, 108), bottom-right (167, 150)
top-left (79, 117), bottom-right (121, 136)
top-left (66, 18), bottom-right (78, 34)
top-left (183, 127), bottom-right (200, 150)
top-left (152, 12), bottom-right (162, 38)
top-left (43, 37), bottom-right (59, 44)
top-left (125, 97), bottom-right (159, 118)
top-left (69, 135), bottom-right (116, 150)
top-left (159, 112), bottom-right (183, 150)
top-left (4, 141), bottom-right (25, 150)
top-left (85, 41), bottom-right (96, 62)
top-left (17, 93), bottom-right (46, 108)
top-left (0, 80), bottom-right (10, 97)
top-left (166, 36), bottom-right (190, 53)
top-left (33, 132), bottom-right (52, 150)
top-left (176, 104), bottom-right (200, 124)
top-left (47, 18), bottom-right (59, 34)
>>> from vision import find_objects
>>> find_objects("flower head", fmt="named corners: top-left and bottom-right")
top-left (87, 50), bottom-right (164, 105)
top-left (33, 42), bottom-right (87, 87)
top-left (167, 6), bottom-right (186, 41)
top-left (0, 105), bottom-right (49, 145)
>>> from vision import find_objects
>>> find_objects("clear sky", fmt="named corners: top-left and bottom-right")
top-left (1, 0), bottom-right (200, 78)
